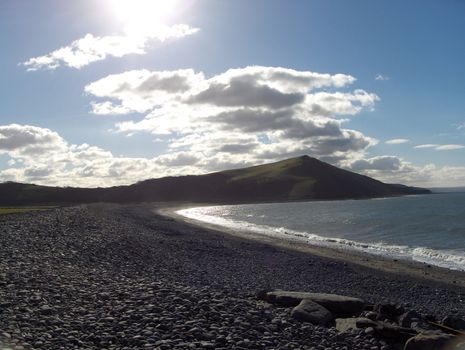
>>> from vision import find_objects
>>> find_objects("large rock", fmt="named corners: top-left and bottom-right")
top-left (404, 332), bottom-right (455, 350)
top-left (291, 299), bottom-right (333, 325)
top-left (265, 291), bottom-right (365, 316)
top-left (335, 317), bottom-right (374, 332)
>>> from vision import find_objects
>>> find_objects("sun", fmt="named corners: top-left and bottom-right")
top-left (111, 0), bottom-right (180, 26)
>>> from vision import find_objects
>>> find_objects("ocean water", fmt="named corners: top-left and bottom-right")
top-left (177, 193), bottom-right (465, 271)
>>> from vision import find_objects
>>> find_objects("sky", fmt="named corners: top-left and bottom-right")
top-left (1, 0), bottom-right (465, 188)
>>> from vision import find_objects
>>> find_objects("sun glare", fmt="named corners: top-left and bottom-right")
top-left (112, 0), bottom-right (179, 26)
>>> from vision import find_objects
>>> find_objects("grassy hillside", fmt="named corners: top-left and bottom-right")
top-left (0, 206), bottom-right (54, 215)
top-left (0, 182), bottom-right (107, 206)
top-left (0, 155), bottom-right (431, 206)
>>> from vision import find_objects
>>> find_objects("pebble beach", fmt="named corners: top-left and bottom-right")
top-left (1, 204), bottom-right (464, 349)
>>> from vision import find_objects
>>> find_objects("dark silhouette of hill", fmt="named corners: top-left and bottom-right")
top-left (0, 155), bottom-right (430, 206)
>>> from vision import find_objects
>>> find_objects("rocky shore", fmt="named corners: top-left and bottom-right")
top-left (1, 204), bottom-right (464, 349)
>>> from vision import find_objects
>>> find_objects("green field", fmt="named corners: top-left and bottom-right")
top-left (0, 207), bottom-right (55, 215)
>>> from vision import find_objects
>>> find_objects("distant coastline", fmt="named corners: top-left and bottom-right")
top-left (430, 186), bottom-right (465, 193)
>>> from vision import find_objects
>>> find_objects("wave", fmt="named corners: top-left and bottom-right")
top-left (177, 206), bottom-right (465, 271)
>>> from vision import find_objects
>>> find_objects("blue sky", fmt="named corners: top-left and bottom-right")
top-left (1, 0), bottom-right (464, 187)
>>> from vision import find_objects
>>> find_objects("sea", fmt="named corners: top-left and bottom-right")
top-left (177, 192), bottom-right (465, 271)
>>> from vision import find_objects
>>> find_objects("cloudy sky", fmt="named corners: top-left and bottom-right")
top-left (1, 0), bottom-right (465, 188)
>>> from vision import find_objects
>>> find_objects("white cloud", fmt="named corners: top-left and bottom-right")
top-left (189, 79), bottom-right (305, 109)
top-left (155, 151), bottom-right (202, 167)
top-left (0, 124), bottom-right (67, 157)
top-left (385, 138), bottom-right (409, 145)
top-left (90, 101), bottom-right (136, 116)
top-left (304, 90), bottom-right (379, 116)
top-left (85, 66), bottom-right (361, 116)
top-left (204, 66), bottom-right (357, 92)
top-left (0, 124), bottom-right (206, 187)
top-left (344, 155), bottom-right (465, 187)
top-left (415, 144), bottom-right (464, 151)
top-left (375, 74), bottom-right (390, 81)
top-left (85, 69), bottom-right (205, 114)
top-left (458, 123), bottom-right (465, 131)
top-left (348, 156), bottom-right (403, 172)
top-left (435, 144), bottom-right (465, 151)
top-left (84, 66), bottom-right (379, 169)
top-left (22, 24), bottom-right (199, 71)
top-left (430, 166), bottom-right (465, 187)
top-left (414, 144), bottom-right (439, 149)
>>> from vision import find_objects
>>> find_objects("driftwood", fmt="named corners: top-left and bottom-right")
top-left (427, 320), bottom-right (465, 336)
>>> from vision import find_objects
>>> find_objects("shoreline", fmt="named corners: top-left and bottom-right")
top-left (158, 203), bottom-right (465, 289)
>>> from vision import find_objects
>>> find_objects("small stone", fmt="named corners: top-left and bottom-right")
top-left (363, 311), bottom-right (379, 321)
top-left (364, 327), bottom-right (375, 335)
top-left (199, 341), bottom-right (215, 349)
top-left (39, 305), bottom-right (54, 315)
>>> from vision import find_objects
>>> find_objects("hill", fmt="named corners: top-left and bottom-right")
top-left (0, 155), bottom-right (431, 206)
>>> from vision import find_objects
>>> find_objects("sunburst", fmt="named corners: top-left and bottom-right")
top-left (111, 0), bottom-right (180, 26)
